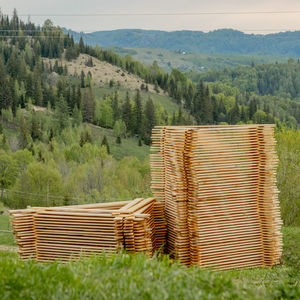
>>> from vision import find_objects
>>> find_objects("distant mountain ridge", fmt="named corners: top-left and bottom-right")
top-left (64, 28), bottom-right (300, 57)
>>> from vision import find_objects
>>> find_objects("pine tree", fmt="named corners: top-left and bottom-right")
top-left (122, 92), bottom-right (133, 134)
top-left (229, 100), bottom-right (240, 124)
top-left (19, 115), bottom-right (29, 149)
top-left (193, 81), bottom-right (204, 123)
top-left (202, 86), bottom-right (213, 124)
top-left (79, 36), bottom-right (85, 53)
top-left (76, 85), bottom-right (81, 108)
top-left (33, 64), bottom-right (43, 106)
top-left (133, 90), bottom-right (143, 134)
top-left (116, 136), bottom-right (122, 144)
top-left (112, 91), bottom-right (120, 121)
top-left (81, 88), bottom-right (95, 123)
top-left (249, 98), bottom-right (258, 120)
top-left (177, 106), bottom-right (183, 125)
top-left (0, 56), bottom-right (12, 110)
top-left (144, 97), bottom-right (156, 144)
top-left (72, 105), bottom-right (83, 126)
top-left (31, 112), bottom-right (41, 140)
top-left (55, 95), bottom-right (70, 130)
top-left (80, 129), bottom-right (92, 147)
top-left (49, 128), bottom-right (54, 142)
top-left (241, 106), bottom-right (248, 122)
top-left (193, 82), bottom-right (213, 124)
top-left (101, 135), bottom-right (110, 154)
top-left (80, 71), bottom-right (85, 88)
top-left (171, 112), bottom-right (177, 125)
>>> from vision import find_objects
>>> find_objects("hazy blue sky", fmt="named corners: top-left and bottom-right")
top-left (1, 0), bottom-right (300, 33)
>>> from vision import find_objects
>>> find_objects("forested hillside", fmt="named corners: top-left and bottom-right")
top-left (106, 46), bottom-right (286, 73)
top-left (0, 10), bottom-right (300, 226)
top-left (200, 60), bottom-right (300, 100)
top-left (65, 28), bottom-right (300, 56)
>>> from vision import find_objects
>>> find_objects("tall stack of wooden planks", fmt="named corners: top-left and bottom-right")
top-left (10, 198), bottom-right (166, 262)
top-left (150, 125), bottom-right (282, 270)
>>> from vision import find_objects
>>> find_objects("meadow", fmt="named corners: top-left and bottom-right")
top-left (0, 224), bottom-right (299, 299)
top-left (110, 47), bottom-right (288, 73)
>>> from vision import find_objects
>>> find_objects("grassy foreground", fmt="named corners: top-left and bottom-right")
top-left (0, 227), bottom-right (299, 299)
top-left (0, 214), bottom-right (15, 246)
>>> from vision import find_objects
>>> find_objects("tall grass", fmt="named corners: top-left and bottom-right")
top-left (277, 129), bottom-right (300, 226)
top-left (0, 227), bottom-right (299, 300)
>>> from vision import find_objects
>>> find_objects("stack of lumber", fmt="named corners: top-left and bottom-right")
top-left (151, 125), bottom-right (282, 270)
top-left (10, 198), bottom-right (166, 262)
top-left (9, 208), bottom-right (37, 259)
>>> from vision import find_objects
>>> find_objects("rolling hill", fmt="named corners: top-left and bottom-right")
top-left (65, 28), bottom-right (300, 57)
top-left (108, 47), bottom-right (287, 73)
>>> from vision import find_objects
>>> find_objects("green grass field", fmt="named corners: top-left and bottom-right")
top-left (110, 47), bottom-right (288, 73)
top-left (89, 124), bottom-right (150, 161)
top-left (0, 215), bottom-right (299, 299)
top-left (94, 86), bottom-right (181, 114)
top-left (0, 214), bottom-right (15, 246)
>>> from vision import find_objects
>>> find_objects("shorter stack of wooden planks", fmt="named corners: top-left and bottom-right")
top-left (150, 125), bottom-right (282, 270)
top-left (10, 198), bottom-right (166, 262)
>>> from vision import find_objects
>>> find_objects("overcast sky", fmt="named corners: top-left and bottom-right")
top-left (1, 0), bottom-right (300, 33)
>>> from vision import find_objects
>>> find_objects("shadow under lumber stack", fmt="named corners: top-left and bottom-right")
top-left (10, 198), bottom-right (166, 262)
top-left (150, 125), bottom-right (282, 270)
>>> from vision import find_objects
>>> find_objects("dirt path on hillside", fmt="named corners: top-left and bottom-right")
top-left (0, 245), bottom-right (18, 252)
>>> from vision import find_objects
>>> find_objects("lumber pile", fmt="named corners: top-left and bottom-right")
top-left (10, 124), bottom-right (282, 270)
top-left (150, 125), bottom-right (282, 270)
top-left (10, 198), bottom-right (166, 261)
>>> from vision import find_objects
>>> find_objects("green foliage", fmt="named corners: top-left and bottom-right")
top-left (0, 214), bottom-right (15, 246)
top-left (72, 105), bottom-right (83, 126)
top-left (101, 135), bottom-right (110, 154)
top-left (68, 28), bottom-right (300, 57)
top-left (201, 61), bottom-right (300, 101)
top-left (277, 129), bottom-right (300, 225)
top-left (11, 162), bottom-right (63, 207)
top-left (113, 119), bottom-right (127, 138)
top-left (0, 227), bottom-right (299, 299)
top-left (0, 151), bottom-right (18, 189)
top-left (94, 97), bottom-right (114, 128)
top-left (55, 95), bottom-right (70, 130)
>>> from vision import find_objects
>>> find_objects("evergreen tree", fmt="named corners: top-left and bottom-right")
top-left (249, 98), bottom-right (258, 120)
top-left (31, 112), bottom-right (41, 140)
top-left (19, 115), bottom-right (29, 149)
top-left (122, 92), bottom-right (133, 134)
top-left (177, 106), bottom-right (183, 125)
top-left (80, 71), bottom-right (85, 88)
top-left (229, 100), bottom-right (240, 124)
top-left (171, 112), bottom-right (177, 125)
top-left (112, 91), bottom-right (120, 121)
top-left (55, 95), bottom-right (70, 130)
top-left (133, 90), bottom-right (143, 134)
top-left (76, 85), bottom-right (81, 108)
top-left (193, 82), bottom-right (213, 124)
top-left (33, 64), bottom-right (43, 106)
top-left (81, 88), bottom-right (95, 123)
top-left (241, 106), bottom-right (248, 122)
top-left (116, 136), bottom-right (122, 144)
top-left (144, 97), bottom-right (156, 144)
top-left (79, 36), bottom-right (85, 53)
top-left (101, 135), bottom-right (110, 154)
top-left (202, 86), bottom-right (213, 124)
top-left (80, 129), bottom-right (92, 147)
top-left (0, 56), bottom-right (12, 110)
top-left (72, 105), bottom-right (83, 126)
